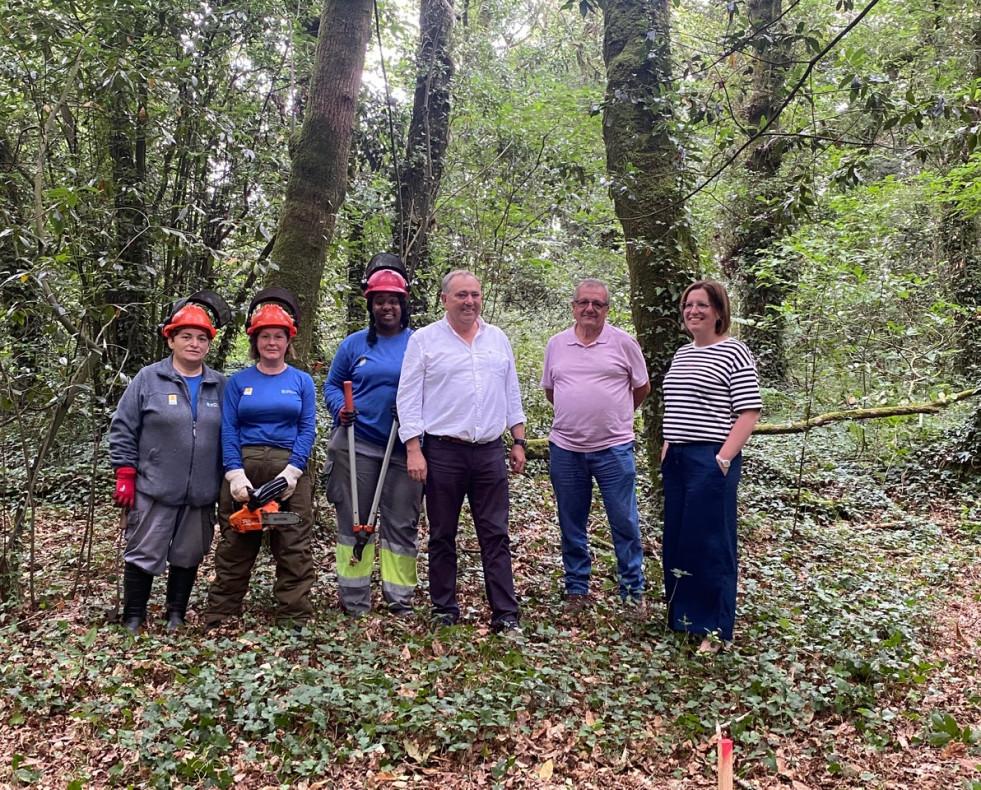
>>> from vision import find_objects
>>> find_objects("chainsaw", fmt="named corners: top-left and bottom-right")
top-left (229, 476), bottom-right (301, 533)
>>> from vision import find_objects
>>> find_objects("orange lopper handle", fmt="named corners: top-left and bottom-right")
top-left (343, 380), bottom-right (354, 411)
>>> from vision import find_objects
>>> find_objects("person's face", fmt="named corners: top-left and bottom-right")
top-left (168, 328), bottom-right (211, 369)
top-left (440, 274), bottom-right (482, 329)
top-left (682, 288), bottom-right (720, 338)
top-left (572, 284), bottom-right (610, 333)
top-left (256, 327), bottom-right (289, 365)
top-left (371, 293), bottom-right (403, 335)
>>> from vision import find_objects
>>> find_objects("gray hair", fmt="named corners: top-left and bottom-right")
top-left (573, 278), bottom-right (610, 302)
top-left (441, 269), bottom-right (480, 294)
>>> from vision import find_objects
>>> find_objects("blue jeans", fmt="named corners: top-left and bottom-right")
top-left (549, 441), bottom-right (645, 600)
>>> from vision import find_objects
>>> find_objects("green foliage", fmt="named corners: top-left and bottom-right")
top-left (3, 431), bottom-right (978, 785)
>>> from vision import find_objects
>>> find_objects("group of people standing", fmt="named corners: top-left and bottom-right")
top-left (108, 260), bottom-right (761, 651)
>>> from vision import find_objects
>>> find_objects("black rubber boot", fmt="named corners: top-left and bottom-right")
top-left (122, 563), bottom-right (154, 635)
top-left (165, 565), bottom-right (198, 631)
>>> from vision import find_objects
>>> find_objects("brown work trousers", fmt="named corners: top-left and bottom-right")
top-left (203, 446), bottom-right (315, 626)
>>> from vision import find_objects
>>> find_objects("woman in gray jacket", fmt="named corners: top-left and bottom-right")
top-left (109, 294), bottom-right (228, 634)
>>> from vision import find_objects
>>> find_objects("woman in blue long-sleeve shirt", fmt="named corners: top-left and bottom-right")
top-left (203, 297), bottom-right (317, 630)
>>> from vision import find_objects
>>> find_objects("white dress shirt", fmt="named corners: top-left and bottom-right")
top-left (397, 316), bottom-right (526, 444)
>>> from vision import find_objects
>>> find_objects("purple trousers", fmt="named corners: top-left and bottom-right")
top-left (423, 436), bottom-right (520, 628)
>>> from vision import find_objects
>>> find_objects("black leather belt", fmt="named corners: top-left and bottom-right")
top-left (425, 433), bottom-right (497, 446)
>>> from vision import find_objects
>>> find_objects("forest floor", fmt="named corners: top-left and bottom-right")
top-left (0, 441), bottom-right (979, 789)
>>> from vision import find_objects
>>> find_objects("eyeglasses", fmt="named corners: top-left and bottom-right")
top-left (573, 299), bottom-right (609, 310)
top-left (682, 301), bottom-right (712, 310)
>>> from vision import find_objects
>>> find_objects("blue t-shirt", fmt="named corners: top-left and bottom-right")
top-left (184, 374), bottom-right (202, 420)
top-left (323, 328), bottom-right (412, 447)
top-left (222, 364), bottom-right (316, 471)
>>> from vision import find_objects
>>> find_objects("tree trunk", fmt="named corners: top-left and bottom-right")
top-left (720, 0), bottom-right (793, 385)
top-left (104, 81), bottom-right (153, 376)
top-left (950, 17), bottom-right (981, 379)
top-left (395, 0), bottom-right (456, 309)
top-left (601, 0), bottom-right (697, 457)
top-left (268, 0), bottom-right (374, 366)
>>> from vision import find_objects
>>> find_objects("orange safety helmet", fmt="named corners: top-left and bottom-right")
top-left (247, 302), bottom-right (297, 338)
top-left (162, 304), bottom-right (217, 339)
top-left (364, 269), bottom-right (408, 297)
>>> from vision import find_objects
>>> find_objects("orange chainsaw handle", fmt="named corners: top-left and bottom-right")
top-left (343, 380), bottom-right (354, 412)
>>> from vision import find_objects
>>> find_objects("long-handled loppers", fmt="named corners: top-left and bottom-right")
top-left (344, 381), bottom-right (400, 565)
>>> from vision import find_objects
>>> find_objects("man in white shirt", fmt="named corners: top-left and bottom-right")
top-left (541, 279), bottom-right (650, 611)
top-left (397, 270), bottom-right (527, 633)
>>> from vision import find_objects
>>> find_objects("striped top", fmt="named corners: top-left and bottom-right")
top-left (662, 338), bottom-right (762, 444)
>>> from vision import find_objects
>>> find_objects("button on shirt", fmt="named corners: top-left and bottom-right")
top-left (397, 316), bottom-right (526, 444)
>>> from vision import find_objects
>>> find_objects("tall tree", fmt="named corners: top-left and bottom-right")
top-left (395, 0), bottom-right (456, 295)
top-left (601, 0), bottom-right (697, 453)
top-left (948, 14), bottom-right (981, 378)
top-left (268, 0), bottom-right (374, 365)
top-left (720, 0), bottom-right (794, 384)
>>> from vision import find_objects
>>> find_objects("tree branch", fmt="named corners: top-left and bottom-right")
top-left (755, 388), bottom-right (979, 435)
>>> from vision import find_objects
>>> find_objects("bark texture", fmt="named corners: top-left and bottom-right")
top-left (601, 0), bottom-right (697, 455)
top-left (268, 0), bottom-right (374, 365)
top-left (720, 0), bottom-right (793, 385)
top-left (395, 0), bottom-right (456, 302)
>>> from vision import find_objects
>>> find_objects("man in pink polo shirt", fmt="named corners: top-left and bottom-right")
top-left (541, 278), bottom-right (651, 611)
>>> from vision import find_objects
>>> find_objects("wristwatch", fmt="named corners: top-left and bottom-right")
top-left (513, 439), bottom-right (528, 448)
top-left (715, 455), bottom-right (730, 469)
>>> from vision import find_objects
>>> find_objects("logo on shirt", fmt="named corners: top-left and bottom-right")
top-left (244, 388), bottom-right (253, 396)
top-left (205, 401), bottom-right (219, 408)
top-left (168, 394), bottom-right (178, 405)
top-left (356, 357), bottom-right (367, 367)
top-left (281, 389), bottom-right (299, 396)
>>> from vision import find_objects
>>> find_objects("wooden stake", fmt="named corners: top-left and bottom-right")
top-left (718, 736), bottom-right (733, 790)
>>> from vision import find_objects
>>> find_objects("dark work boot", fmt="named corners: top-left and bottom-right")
top-left (165, 565), bottom-right (198, 631)
top-left (122, 563), bottom-right (154, 635)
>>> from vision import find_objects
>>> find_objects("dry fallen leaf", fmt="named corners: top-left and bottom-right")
top-left (539, 758), bottom-right (554, 780)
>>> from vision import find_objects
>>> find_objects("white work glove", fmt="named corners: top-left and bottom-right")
top-left (278, 464), bottom-right (304, 499)
top-left (225, 469), bottom-right (253, 502)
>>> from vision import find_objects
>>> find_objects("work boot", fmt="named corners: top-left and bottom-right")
top-left (165, 565), bottom-right (198, 630)
top-left (122, 563), bottom-right (154, 635)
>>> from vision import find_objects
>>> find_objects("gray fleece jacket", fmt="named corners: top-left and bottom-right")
top-left (109, 357), bottom-right (226, 507)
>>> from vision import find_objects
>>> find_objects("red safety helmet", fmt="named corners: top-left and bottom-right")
top-left (247, 302), bottom-right (297, 337)
top-left (364, 269), bottom-right (408, 297)
top-left (162, 304), bottom-right (217, 339)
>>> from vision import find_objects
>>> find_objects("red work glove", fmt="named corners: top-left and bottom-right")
top-left (113, 467), bottom-right (137, 509)
top-left (339, 408), bottom-right (358, 427)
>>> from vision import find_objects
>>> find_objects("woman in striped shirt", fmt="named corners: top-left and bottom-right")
top-left (661, 280), bottom-right (762, 653)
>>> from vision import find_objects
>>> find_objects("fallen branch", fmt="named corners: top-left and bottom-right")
top-left (755, 388), bottom-right (979, 435)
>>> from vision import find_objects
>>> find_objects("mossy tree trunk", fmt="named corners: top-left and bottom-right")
top-left (601, 0), bottom-right (697, 457)
top-left (720, 0), bottom-right (794, 385)
top-left (268, 0), bottom-right (374, 367)
top-left (395, 0), bottom-right (455, 313)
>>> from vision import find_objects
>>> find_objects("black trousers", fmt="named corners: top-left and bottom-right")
top-left (423, 436), bottom-right (519, 627)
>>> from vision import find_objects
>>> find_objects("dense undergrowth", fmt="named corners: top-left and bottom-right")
top-left (1, 428), bottom-right (979, 788)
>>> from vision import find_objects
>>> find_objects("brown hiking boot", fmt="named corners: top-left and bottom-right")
top-left (562, 593), bottom-right (590, 612)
